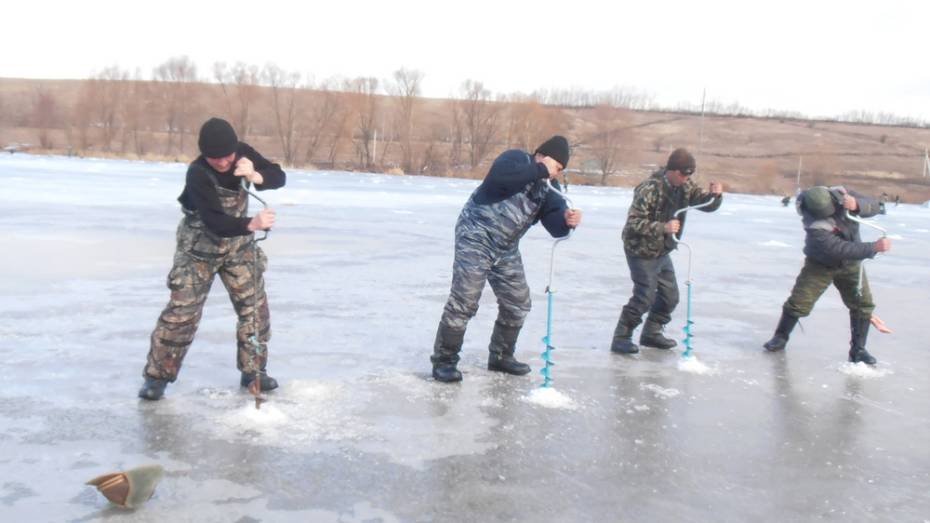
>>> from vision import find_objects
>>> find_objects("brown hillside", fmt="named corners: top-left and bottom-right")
top-left (2, 77), bottom-right (929, 202)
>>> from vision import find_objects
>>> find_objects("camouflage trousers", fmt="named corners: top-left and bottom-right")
top-left (143, 244), bottom-right (270, 381)
top-left (783, 258), bottom-right (874, 319)
top-left (619, 253), bottom-right (679, 327)
top-left (439, 236), bottom-right (531, 332)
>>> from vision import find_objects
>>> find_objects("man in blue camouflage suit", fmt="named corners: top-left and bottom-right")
top-left (763, 185), bottom-right (891, 364)
top-left (431, 136), bottom-right (583, 382)
top-left (611, 148), bottom-right (723, 354)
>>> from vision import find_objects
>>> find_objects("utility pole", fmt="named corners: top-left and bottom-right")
top-left (372, 129), bottom-right (377, 170)
top-left (795, 156), bottom-right (803, 195)
top-left (923, 148), bottom-right (930, 177)
top-left (698, 88), bottom-right (706, 154)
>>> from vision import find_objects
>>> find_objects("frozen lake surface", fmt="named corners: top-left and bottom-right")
top-left (1, 154), bottom-right (928, 522)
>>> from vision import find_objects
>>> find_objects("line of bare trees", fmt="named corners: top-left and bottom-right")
top-left (5, 56), bottom-right (654, 179)
top-left (11, 55), bottom-right (923, 188)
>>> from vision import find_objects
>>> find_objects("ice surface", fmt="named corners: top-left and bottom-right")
top-left (1, 154), bottom-right (928, 521)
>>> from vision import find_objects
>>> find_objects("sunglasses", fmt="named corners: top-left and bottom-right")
top-left (680, 168), bottom-right (695, 176)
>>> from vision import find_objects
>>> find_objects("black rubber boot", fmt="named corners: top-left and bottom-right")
top-left (763, 311), bottom-right (799, 352)
top-left (487, 322), bottom-right (531, 376)
top-left (639, 319), bottom-right (677, 350)
top-left (138, 377), bottom-right (168, 401)
top-left (431, 324), bottom-right (464, 382)
top-left (240, 371), bottom-right (279, 391)
top-left (848, 314), bottom-right (877, 365)
top-left (610, 319), bottom-right (639, 354)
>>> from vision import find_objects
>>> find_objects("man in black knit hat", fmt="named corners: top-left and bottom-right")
top-left (430, 135), bottom-right (583, 382)
top-left (139, 117), bottom-right (286, 400)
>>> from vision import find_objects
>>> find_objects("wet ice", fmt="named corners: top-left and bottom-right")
top-left (1, 154), bottom-right (928, 521)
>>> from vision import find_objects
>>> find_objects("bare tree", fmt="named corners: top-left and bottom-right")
top-left (214, 62), bottom-right (261, 140)
top-left (447, 98), bottom-right (464, 170)
top-left (585, 104), bottom-right (635, 184)
top-left (458, 80), bottom-right (500, 170)
top-left (71, 82), bottom-right (95, 152)
top-left (327, 98), bottom-right (352, 169)
top-left (418, 119), bottom-right (448, 175)
top-left (32, 88), bottom-right (58, 149)
top-left (502, 93), bottom-right (565, 152)
top-left (90, 66), bottom-right (129, 152)
top-left (122, 72), bottom-right (154, 157)
top-left (262, 63), bottom-right (302, 166)
top-left (299, 78), bottom-right (343, 166)
top-left (345, 76), bottom-right (380, 170)
top-left (153, 56), bottom-right (198, 156)
top-left (388, 68), bottom-right (423, 173)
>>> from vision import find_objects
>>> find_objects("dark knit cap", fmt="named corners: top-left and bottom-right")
top-left (198, 117), bottom-right (239, 158)
top-left (535, 135), bottom-right (570, 169)
top-left (666, 148), bottom-right (696, 174)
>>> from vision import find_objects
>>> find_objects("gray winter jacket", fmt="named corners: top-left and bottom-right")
top-left (798, 186), bottom-right (882, 268)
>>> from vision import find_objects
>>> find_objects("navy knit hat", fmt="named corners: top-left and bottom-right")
top-left (198, 117), bottom-right (238, 158)
top-left (535, 135), bottom-right (570, 169)
top-left (666, 148), bottom-right (696, 175)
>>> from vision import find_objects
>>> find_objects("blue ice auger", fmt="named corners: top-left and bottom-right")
top-left (670, 199), bottom-right (716, 359)
top-left (241, 178), bottom-right (271, 408)
top-left (541, 178), bottom-right (574, 388)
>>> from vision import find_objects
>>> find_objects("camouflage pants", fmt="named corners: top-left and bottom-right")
top-left (439, 236), bottom-right (531, 332)
top-left (619, 253), bottom-right (679, 327)
top-left (143, 244), bottom-right (270, 381)
top-left (783, 258), bottom-right (874, 319)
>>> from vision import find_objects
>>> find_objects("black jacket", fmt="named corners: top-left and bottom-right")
top-left (177, 143), bottom-right (286, 237)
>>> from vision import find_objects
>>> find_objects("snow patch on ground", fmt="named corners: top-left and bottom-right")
top-left (196, 380), bottom-right (370, 447)
top-left (677, 356), bottom-right (719, 375)
top-left (641, 383), bottom-right (681, 399)
top-left (522, 387), bottom-right (577, 410)
top-left (837, 362), bottom-right (894, 379)
top-left (227, 402), bottom-right (290, 426)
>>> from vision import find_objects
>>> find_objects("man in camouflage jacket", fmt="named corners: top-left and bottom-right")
top-left (611, 148), bottom-right (723, 354)
top-left (763, 185), bottom-right (891, 364)
top-left (431, 136), bottom-right (583, 382)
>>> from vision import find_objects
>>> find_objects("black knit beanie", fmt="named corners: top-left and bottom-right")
top-left (198, 117), bottom-right (239, 158)
top-left (535, 135), bottom-right (570, 169)
top-left (666, 148), bottom-right (696, 174)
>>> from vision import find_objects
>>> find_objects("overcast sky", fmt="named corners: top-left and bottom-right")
top-left (4, 0), bottom-right (928, 120)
